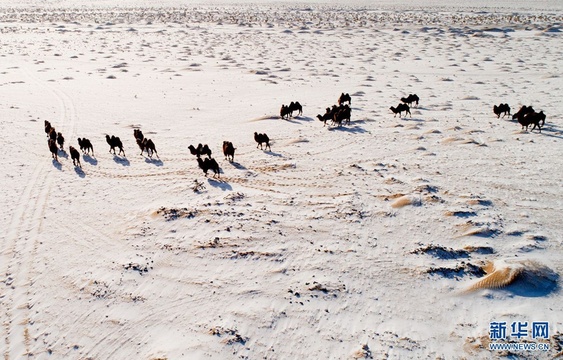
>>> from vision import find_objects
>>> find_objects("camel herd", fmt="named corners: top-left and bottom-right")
top-left (43, 118), bottom-right (270, 178)
top-left (490, 103), bottom-right (546, 132)
top-left (280, 101), bottom-right (303, 120)
top-left (44, 92), bottom-right (548, 177)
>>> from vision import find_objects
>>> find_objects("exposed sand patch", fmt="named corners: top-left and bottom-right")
top-left (465, 259), bottom-right (559, 295)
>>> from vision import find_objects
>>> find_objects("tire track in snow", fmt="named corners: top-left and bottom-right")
top-left (1, 160), bottom-right (51, 359)
top-left (0, 67), bottom-right (77, 359)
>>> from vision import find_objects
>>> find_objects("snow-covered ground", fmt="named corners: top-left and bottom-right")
top-left (1, 2), bottom-right (562, 359)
